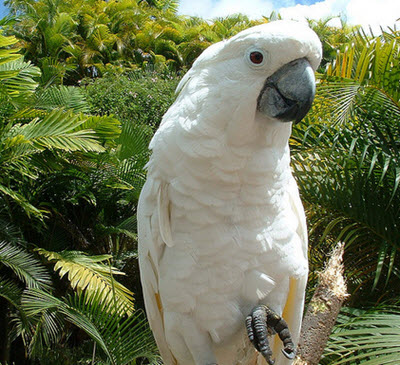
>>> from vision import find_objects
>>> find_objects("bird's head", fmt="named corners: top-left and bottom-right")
top-left (176, 20), bottom-right (322, 145)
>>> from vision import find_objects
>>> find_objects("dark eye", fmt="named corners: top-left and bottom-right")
top-left (249, 51), bottom-right (264, 64)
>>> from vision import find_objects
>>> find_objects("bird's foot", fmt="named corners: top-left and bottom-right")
top-left (246, 305), bottom-right (296, 365)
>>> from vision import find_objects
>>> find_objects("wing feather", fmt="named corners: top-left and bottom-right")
top-left (157, 183), bottom-right (174, 247)
top-left (138, 178), bottom-right (176, 365)
top-left (268, 178), bottom-right (308, 365)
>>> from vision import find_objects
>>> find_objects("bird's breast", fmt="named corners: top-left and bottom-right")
top-left (164, 143), bottom-right (305, 271)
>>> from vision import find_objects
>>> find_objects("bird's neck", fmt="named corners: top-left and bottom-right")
top-left (226, 111), bottom-right (293, 150)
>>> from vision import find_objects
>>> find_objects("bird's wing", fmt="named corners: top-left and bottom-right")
top-left (271, 177), bottom-right (308, 365)
top-left (138, 177), bottom-right (176, 365)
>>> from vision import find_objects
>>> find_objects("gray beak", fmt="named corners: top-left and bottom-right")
top-left (257, 58), bottom-right (316, 124)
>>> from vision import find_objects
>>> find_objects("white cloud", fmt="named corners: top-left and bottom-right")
top-left (279, 0), bottom-right (400, 32)
top-left (345, 0), bottom-right (400, 31)
top-left (279, 0), bottom-right (347, 25)
top-left (178, 0), bottom-right (400, 31)
top-left (178, 0), bottom-right (275, 20)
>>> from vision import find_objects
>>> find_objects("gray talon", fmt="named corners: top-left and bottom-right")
top-left (246, 305), bottom-right (296, 364)
top-left (282, 348), bottom-right (296, 360)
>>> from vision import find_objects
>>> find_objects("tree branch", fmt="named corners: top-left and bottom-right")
top-left (294, 242), bottom-right (348, 365)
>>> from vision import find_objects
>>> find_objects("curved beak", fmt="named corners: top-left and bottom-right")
top-left (257, 58), bottom-right (316, 124)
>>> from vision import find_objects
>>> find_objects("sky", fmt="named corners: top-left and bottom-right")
top-left (0, 0), bottom-right (8, 19)
top-left (178, 0), bottom-right (400, 32)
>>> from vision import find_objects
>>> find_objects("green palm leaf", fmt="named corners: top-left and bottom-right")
top-left (323, 307), bottom-right (400, 364)
top-left (21, 288), bottom-right (160, 365)
top-left (293, 122), bottom-right (400, 294)
top-left (0, 108), bottom-right (108, 161)
top-left (0, 32), bottom-right (21, 65)
top-left (75, 114), bottom-right (121, 145)
top-left (0, 58), bottom-right (41, 100)
top-left (0, 31), bottom-right (40, 103)
top-left (18, 109), bottom-right (104, 152)
top-left (292, 27), bottom-right (400, 299)
top-left (318, 32), bottom-right (400, 127)
top-left (0, 276), bottom-right (23, 309)
top-left (0, 241), bottom-right (52, 290)
top-left (0, 184), bottom-right (44, 218)
top-left (37, 249), bottom-right (135, 315)
top-left (33, 85), bottom-right (90, 113)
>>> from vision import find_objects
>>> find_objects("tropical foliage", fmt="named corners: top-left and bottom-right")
top-left (3, 1), bottom-right (354, 85)
top-left (292, 25), bottom-right (400, 302)
top-left (322, 306), bottom-right (400, 365)
top-left (0, 30), bottom-right (159, 363)
top-left (4, 0), bottom-right (266, 83)
top-left (83, 70), bottom-right (179, 128)
top-left (291, 25), bottom-right (400, 364)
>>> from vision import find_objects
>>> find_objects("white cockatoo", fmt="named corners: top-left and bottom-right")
top-left (138, 20), bottom-right (322, 365)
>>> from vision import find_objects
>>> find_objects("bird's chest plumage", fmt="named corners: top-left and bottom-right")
top-left (157, 143), bottom-right (306, 342)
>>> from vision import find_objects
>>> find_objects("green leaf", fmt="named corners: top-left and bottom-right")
top-left (17, 109), bottom-right (105, 152)
top-left (324, 307), bottom-right (400, 365)
top-left (0, 275), bottom-right (23, 309)
top-left (0, 241), bottom-right (52, 290)
top-left (34, 85), bottom-right (90, 113)
top-left (37, 249), bottom-right (135, 315)
top-left (21, 289), bottom-right (159, 365)
top-left (0, 184), bottom-right (44, 218)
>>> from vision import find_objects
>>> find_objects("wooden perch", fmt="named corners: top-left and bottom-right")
top-left (294, 242), bottom-right (348, 365)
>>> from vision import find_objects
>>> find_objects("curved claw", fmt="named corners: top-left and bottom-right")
top-left (246, 305), bottom-right (296, 364)
top-left (282, 348), bottom-right (296, 360)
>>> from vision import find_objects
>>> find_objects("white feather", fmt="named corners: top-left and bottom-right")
top-left (157, 183), bottom-right (174, 247)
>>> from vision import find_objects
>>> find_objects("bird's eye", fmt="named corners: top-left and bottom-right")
top-left (249, 51), bottom-right (264, 65)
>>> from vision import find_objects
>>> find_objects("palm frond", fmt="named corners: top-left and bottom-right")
top-left (0, 241), bottom-right (52, 290)
top-left (0, 275), bottom-right (23, 309)
top-left (21, 306), bottom-right (64, 359)
top-left (0, 218), bottom-right (24, 244)
top-left (75, 114), bottom-right (121, 145)
top-left (37, 249), bottom-right (135, 315)
top-left (117, 122), bottom-right (152, 160)
top-left (323, 307), bottom-right (400, 364)
top-left (0, 184), bottom-right (44, 218)
top-left (292, 117), bottom-right (400, 296)
top-left (34, 85), bottom-right (90, 113)
top-left (17, 109), bottom-right (105, 152)
top-left (0, 31), bottom-right (21, 65)
top-left (0, 108), bottom-right (108, 191)
top-left (292, 30), bottom-right (400, 300)
top-left (114, 122), bottom-right (151, 196)
top-left (21, 288), bottom-right (160, 365)
top-left (318, 32), bottom-right (400, 127)
top-left (0, 57), bottom-right (41, 105)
